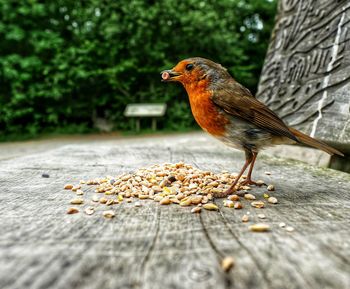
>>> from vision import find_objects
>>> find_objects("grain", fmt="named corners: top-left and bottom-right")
top-left (286, 226), bottom-right (295, 232)
top-left (203, 203), bottom-right (218, 211)
top-left (256, 180), bottom-right (265, 186)
top-left (268, 197), bottom-right (278, 204)
top-left (234, 202), bottom-right (243, 209)
top-left (160, 197), bottom-right (171, 205)
top-left (242, 215), bottom-right (249, 222)
top-left (84, 207), bottom-right (95, 215)
top-left (191, 207), bottom-right (201, 213)
top-left (106, 199), bottom-right (114, 206)
top-left (227, 194), bottom-right (239, 201)
top-left (244, 193), bottom-right (256, 200)
top-left (71, 185), bottom-right (81, 192)
top-left (267, 184), bottom-right (275, 191)
top-left (257, 214), bottom-right (266, 219)
top-left (223, 200), bottom-right (234, 208)
top-left (67, 207), bottom-right (79, 214)
top-left (249, 223), bottom-right (270, 232)
top-left (76, 189), bottom-right (84, 195)
top-left (180, 198), bottom-right (192, 207)
top-left (64, 162), bottom-right (281, 222)
top-left (251, 201), bottom-right (265, 208)
top-left (221, 257), bottom-right (235, 272)
top-left (103, 210), bottom-right (115, 218)
top-left (99, 197), bottom-right (107, 204)
top-left (70, 198), bottom-right (84, 205)
top-left (190, 195), bottom-right (202, 205)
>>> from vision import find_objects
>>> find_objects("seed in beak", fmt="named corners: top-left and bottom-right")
top-left (162, 71), bottom-right (170, 80)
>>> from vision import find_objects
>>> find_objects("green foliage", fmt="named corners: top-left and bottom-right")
top-left (0, 0), bottom-right (277, 139)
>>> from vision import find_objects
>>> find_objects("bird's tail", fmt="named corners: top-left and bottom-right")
top-left (289, 127), bottom-right (344, 156)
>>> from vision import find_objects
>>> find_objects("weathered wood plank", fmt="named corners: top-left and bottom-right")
top-left (0, 134), bottom-right (349, 289)
top-left (257, 0), bottom-right (350, 150)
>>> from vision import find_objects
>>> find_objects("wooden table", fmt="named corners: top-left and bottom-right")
top-left (1, 134), bottom-right (349, 289)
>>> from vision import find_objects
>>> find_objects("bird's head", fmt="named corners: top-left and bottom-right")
top-left (161, 57), bottom-right (231, 89)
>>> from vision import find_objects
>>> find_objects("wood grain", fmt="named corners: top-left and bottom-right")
top-left (0, 134), bottom-right (349, 289)
top-left (257, 0), bottom-right (350, 151)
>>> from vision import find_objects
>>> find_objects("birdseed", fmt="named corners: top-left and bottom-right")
top-left (221, 256), bottom-right (235, 272)
top-left (76, 189), bottom-right (84, 195)
top-left (191, 206), bottom-right (201, 213)
top-left (160, 197), bottom-right (171, 205)
top-left (242, 215), bottom-right (249, 222)
top-left (249, 223), bottom-right (270, 232)
top-left (268, 197), bottom-right (278, 204)
top-left (267, 184), bottom-right (275, 191)
top-left (234, 202), bottom-right (243, 209)
top-left (103, 210), bottom-right (115, 218)
top-left (203, 203), bottom-right (218, 211)
top-left (84, 207), bottom-right (95, 215)
top-left (251, 201), bottom-right (265, 208)
top-left (244, 193), bottom-right (256, 200)
top-left (256, 180), bottom-right (265, 186)
top-left (67, 207), bottom-right (79, 214)
top-left (64, 162), bottom-right (282, 228)
top-left (223, 200), bottom-right (234, 208)
top-left (286, 226), bottom-right (295, 232)
top-left (227, 194), bottom-right (240, 201)
top-left (70, 198), bottom-right (84, 205)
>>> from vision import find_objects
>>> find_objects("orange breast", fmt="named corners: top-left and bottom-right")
top-left (185, 81), bottom-right (229, 136)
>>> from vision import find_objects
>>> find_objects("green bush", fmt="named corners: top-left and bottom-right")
top-left (0, 0), bottom-right (277, 140)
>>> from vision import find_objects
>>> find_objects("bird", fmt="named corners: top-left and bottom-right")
top-left (161, 57), bottom-right (344, 198)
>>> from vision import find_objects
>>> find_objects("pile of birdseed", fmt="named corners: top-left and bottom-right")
top-left (65, 162), bottom-right (291, 231)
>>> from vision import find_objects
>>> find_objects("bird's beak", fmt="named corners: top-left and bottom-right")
top-left (161, 70), bottom-right (181, 82)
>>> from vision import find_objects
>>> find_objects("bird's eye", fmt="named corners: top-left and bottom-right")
top-left (185, 63), bottom-right (194, 71)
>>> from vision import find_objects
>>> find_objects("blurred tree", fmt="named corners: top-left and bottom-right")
top-left (0, 0), bottom-right (277, 139)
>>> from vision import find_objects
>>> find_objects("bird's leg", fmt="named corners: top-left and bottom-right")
top-left (214, 151), bottom-right (253, 198)
top-left (239, 152), bottom-right (258, 186)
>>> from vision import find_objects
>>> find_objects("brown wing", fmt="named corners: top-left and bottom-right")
top-left (211, 82), bottom-right (298, 141)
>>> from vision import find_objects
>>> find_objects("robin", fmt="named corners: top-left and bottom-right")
top-left (161, 57), bottom-right (344, 197)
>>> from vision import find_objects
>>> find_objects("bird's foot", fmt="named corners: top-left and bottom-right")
top-left (239, 178), bottom-right (260, 187)
top-left (213, 185), bottom-right (238, 198)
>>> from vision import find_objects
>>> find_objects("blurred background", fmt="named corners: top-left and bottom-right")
top-left (0, 0), bottom-right (277, 141)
